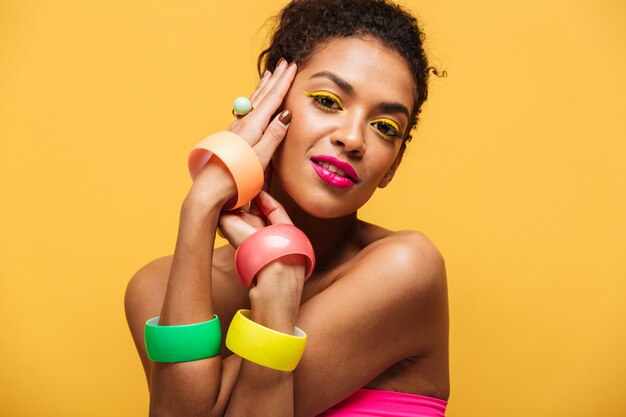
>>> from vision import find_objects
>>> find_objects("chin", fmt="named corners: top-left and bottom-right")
top-left (300, 199), bottom-right (355, 219)
top-left (284, 181), bottom-right (368, 219)
top-left (270, 158), bottom-right (372, 219)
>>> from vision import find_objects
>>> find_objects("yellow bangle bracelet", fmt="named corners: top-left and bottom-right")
top-left (225, 309), bottom-right (307, 372)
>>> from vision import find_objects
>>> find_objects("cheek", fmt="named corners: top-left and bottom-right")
top-left (283, 100), bottom-right (332, 151)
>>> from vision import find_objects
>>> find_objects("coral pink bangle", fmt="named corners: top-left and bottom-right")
top-left (235, 224), bottom-right (315, 286)
top-left (188, 131), bottom-right (264, 210)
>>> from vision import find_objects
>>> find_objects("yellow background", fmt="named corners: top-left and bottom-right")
top-left (1, 0), bottom-right (625, 415)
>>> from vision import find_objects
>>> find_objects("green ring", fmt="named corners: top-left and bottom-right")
top-left (233, 96), bottom-right (252, 116)
top-left (144, 315), bottom-right (221, 363)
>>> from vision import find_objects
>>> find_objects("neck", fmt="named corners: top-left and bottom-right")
top-left (269, 175), bottom-right (360, 272)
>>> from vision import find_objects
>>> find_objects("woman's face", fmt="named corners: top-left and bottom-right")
top-left (271, 36), bottom-right (417, 218)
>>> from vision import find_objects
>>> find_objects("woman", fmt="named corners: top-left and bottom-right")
top-left (125, 0), bottom-right (449, 415)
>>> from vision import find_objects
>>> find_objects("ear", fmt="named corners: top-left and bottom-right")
top-left (378, 142), bottom-right (406, 188)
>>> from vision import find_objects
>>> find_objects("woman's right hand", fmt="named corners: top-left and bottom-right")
top-left (146, 64), bottom-right (300, 417)
top-left (187, 58), bottom-right (298, 208)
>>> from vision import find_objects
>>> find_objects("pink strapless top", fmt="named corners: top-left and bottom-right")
top-left (316, 388), bottom-right (448, 417)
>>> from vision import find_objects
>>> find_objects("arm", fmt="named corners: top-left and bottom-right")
top-left (142, 60), bottom-right (299, 416)
top-left (147, 161), bottom-right (232, 417)
top-left (215, 212), bottom-right (447, 417)
top-left (210, 191), bottom-right (307, 417)
top-left (225, 258), bottom-right (305, 417)
top-left (127, 210), bottom-right (447, 417)
top-left (292, 231), bottom-right (449, 416)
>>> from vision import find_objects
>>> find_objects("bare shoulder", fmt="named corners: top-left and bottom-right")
top-left (124, 245), bottom-right (236, 316)
top-left (125, 255), bottom-right (173, 303)
top-left (294, 226), bottom-right (449, 414)
top-left (123, 254), bottom-right (174, 382)
top-left (357, 223), bottom-right (447, 294)
top-left (343, 224), bottom-right (450, 363)
top-left (123, 245), bottom-right (245, 384)
top-left (355, 226), bottom-right (449, 396)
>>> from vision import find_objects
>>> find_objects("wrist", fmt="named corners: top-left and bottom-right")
top-left (235, 225), bottom-right (315, 287)
top-left (249, 298), bottom-right (298, 334)
top-left (188, 131), bottom-right (263, 210)
top-left (185, 158), bottom-right (236, 210)
top-left (249, 256), bottom-right (305, 333)
top-left (255, 255), bottom-right (305, 298)
top-left (181, 194), bottom-right (223, 222)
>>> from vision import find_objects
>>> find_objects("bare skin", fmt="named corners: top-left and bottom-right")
top-left (125, 37), bottom-right (449, 417)
top-left (126, 223), bottom-right (448, 415)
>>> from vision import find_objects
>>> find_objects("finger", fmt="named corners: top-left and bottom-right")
top-left (235, 62), bottom-right (297, 142)
top-left (249, 69), bottom-right (272, 103)
top-left (227, 62), bottom-right (285, 132)
top-left (255, 190), bottom-right (293, 225)
top-left (251, 58), bottom-right (289, 108)
top-left (253, 62), bottom-right (296, 115)
top-left (263, 164), bottom-right (272, 192)
top-left (253, 109), bottom-right (291, 168)
top-left (238, 202), bottom-right (251, 214)
top-left (218, 212), bottom-right (262, 248)
top-left (248, 197), bottom-right (264, 219)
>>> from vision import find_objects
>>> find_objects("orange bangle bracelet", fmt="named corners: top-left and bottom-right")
top-left (188, 131), bottom-right (264, 210)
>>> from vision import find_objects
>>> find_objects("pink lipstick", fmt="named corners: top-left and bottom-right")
top-left (310, 155), bottom-right (360, 188)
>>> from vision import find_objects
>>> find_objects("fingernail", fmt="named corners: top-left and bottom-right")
top-left (277, 57), bottom-right (286, 68)
top-left (262, 70), bottom-right (270, 79)
top-left (278, 109), bottom-right (291, 125)
top-left (288, 61), bottom-right (297, 69)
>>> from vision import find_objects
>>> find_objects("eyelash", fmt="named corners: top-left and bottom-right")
top-left (303, 91), bottom-right (403, 142)
top-left (304, 91), bottom-right (343, 112)
top-left (370, 119), bottom-right (402, 141)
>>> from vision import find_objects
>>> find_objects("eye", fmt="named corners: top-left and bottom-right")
top-left (304, 91), bottom-right (343, 112)
top-left (371, 118), bottom-right (402, 141)
top-left (317, 96), bottom-right (339, 108)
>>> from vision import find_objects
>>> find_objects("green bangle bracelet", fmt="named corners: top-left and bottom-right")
top-left (144, 315), bottom-right (222, 363)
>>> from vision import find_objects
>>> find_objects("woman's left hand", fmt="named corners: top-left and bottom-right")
top-left (219, 191), bottom-right (306, 330)
top-left (217, 190), bottom-right (294, 249)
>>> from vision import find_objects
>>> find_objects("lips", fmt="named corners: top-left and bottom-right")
top-left (309, 154), bottom-right (360, 189)
top-left (310, 155), bottom-right (360, 182)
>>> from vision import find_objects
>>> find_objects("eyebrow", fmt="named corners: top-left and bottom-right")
top-left (310, 71), bottom-right (354, 96)
top-left (308, 71), bottom-right (411, 120)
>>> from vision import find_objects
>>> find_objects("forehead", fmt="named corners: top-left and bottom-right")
top-left (297, 37), bottom-right (416, 109)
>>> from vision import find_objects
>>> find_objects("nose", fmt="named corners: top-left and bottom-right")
top-left (331, 114), bottom-right (366, 157)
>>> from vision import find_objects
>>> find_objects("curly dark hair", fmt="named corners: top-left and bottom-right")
top-left (257, 0), bottom-right (442, 141)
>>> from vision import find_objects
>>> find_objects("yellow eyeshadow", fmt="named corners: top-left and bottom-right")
top-left (371, 118), bottom-right (400, 133)
top-left (303, 90), bottom-right (344, 107)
